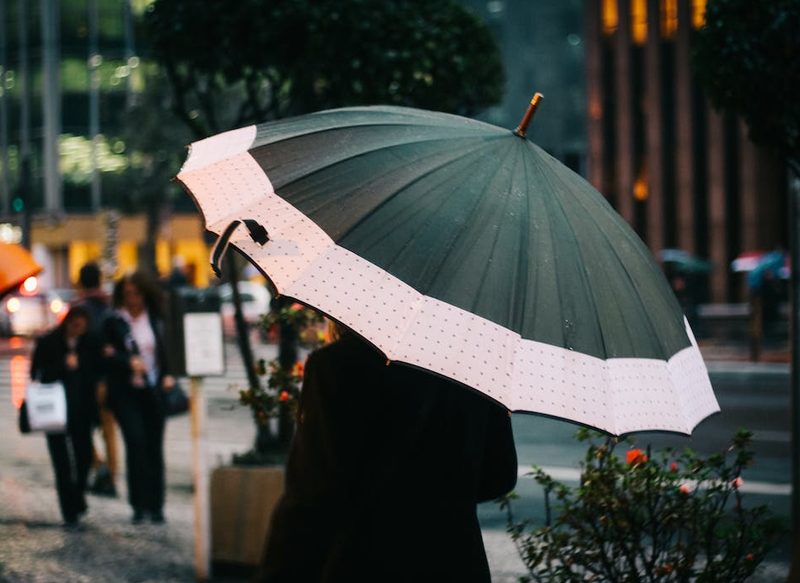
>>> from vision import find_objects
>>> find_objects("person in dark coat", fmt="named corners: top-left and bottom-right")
top-left (103, 271), bottom-right (176, 524)
top-left (74, 261), bottom-right (119, 497)
top-left (258, 326), bottom-right (518, 582)
top-left (30, 305), bottom-right (99, 528)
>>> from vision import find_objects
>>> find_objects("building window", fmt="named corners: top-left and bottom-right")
top-left (692, 0), bottom-right (707, 28)
top-left (631, 0), bottom-right (647, 44)
top-left (661, 0), bottom-right (678, 38)
top-left (602, 0), bottom-right (618, 35)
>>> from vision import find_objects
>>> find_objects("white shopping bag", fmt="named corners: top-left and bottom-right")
top-left (24, 381), bottom-right (67, 433)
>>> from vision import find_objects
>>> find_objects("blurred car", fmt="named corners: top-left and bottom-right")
top-left (217, 281), bottom-right (272, 337)
top-left (1, 278), bottom-right (71, 337)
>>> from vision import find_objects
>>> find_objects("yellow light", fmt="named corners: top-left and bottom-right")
top-left (661, 0), bottom-right (678, 38)
top-left (633, 176), bottom-right (649, 201)
top-left (602, 0), bottom-right (618, 35)
top-left (22, 276), bottom-right (38, 294)
top-left (692, 0), bottom-right (706, 28)
top-left (632, 0), bottom-right (647, 44)
top-left (589, 98), bottom-right (603, 120)
top-left (50, 298), bottom-right (64, 315)
top-left (6, 297), bottom-right (20, 313)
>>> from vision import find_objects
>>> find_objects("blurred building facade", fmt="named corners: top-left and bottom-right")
top-left (585, 0), bottom-right (787, 302)
top-left (0, 0), bottom-right (209, 289)
top-left (461, 0), bottom-right (587, 174)
top-left (3, 0), bottom-right (590, 291)
top-left (1, 0), bottom-right (787, 301)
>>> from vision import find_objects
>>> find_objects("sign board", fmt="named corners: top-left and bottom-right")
top-left (169, 287), bottom-right (224, 377)
top-left (183, 312), bottom-right (225, 377)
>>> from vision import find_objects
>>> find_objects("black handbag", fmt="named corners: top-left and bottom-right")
top-left (18, 400), bottom-right (31, 434)
top-left (161, 382), bottom-right (190, 417)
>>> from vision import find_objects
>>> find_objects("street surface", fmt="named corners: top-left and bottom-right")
top-left (0, 336), bottom-right (791, 581)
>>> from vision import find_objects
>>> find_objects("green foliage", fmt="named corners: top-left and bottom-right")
top-left (500, 429), bottom-right (785, 583)
top-left (240, 358), bottom-right (304, 425)
top-left (238, 303), bottom-right (324, 425)
top-left (118, 73), bottom-right (191, 204)
top-left (261, 302), bottom-right (325, 335)
top-left (692, 0), bottom-right (800, 174)
top-left (144, 0), bottom-right (504, 136)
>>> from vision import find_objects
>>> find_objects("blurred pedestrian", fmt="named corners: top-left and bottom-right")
top-left (166, 255), bottom-right (191, 288)
top-left (103, 271), bottom-right (176, 524)
top-left (258, 324), bottom-right (518, 582)
top-left (30, 305), bottom-right (100, 529)
top-left (74, 261), bottom-right (118, 497)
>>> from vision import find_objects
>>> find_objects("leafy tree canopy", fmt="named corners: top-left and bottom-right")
top-left (693, 0), bottom-right (800, 174)
top-left (144, 0), bottom-right (505, 138)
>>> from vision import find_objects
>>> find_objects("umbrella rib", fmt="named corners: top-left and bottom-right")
top-left (469, 139), bottom-right (526, 325)
top-left (544, 156), bottom-right (673, 358)
top-left (334, 137), bottom-right (507, 245)
top-left (267, 132), bottom-right (487, 199)
top-left (310, 139), bottom-right (495, 237)
top-left (254, 107), bottom-right (507, 147)
top-left (515, 143), bottom-right (532, 335)
top-left (423, 139), bottom-right (519, 299)
top-left (529, 152), bottom-right (583, 352)
top-left (374, 145), bottom-right (502, 275)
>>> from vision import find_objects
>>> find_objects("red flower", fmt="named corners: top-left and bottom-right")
top-left (732, 476), bottom-right (744, 489)
top-left (745, 553), bottom-right (754, 562)
top-left (626, 449), bottom-right (648, 465)
top-left (279, 390), bottom-right (290, 402)
top-left (670, 462), bottom-right (679, 472)
top-left (679, 484), bottom-right (692, 494)
top-left (657, 563), bottom-right (674, 575)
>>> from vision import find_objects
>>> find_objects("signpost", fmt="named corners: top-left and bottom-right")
top-left (171, 288), bottom-right (224, 581)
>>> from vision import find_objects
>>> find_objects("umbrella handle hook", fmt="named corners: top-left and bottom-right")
top-left (210, 219), bottom-right (270, 278)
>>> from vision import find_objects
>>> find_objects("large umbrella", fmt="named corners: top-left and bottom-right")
top-left (177, 104), bottom-right (718, 436)
top-left (0, 242), bottom-right (42, 298)
top-left (746, 251), bottom-right (789, 291)
top-left (658, 248), bottom-right (712, 274)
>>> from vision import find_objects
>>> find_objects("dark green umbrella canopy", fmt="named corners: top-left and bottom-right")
top-left (178, 105), bottom-right (718, 435)
top-left (247, 107), bottom-right (687, 361)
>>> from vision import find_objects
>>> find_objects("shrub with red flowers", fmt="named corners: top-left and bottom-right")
top-left (239, 358), bottom-right (306, 426)
top-left (261, 302), bottom-right (326, 346)
top-left (500, 428), bottom-right (785, 582)
top-left (240, 302), bottom-right (323, 422)
top-left (234, 301), bottom-right (324, 465)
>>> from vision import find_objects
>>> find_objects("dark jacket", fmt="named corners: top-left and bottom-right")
top-left (74, 293), bottom-right (111, 336)
top-left (30, 327), bottom-right (100, 428)
top-left (102, 311), bottom-right (172, 408)
top-left (259, 334), bottom-right (518, 583)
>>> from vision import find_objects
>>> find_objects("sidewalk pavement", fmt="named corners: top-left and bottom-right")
top-left (0, 452), bottom-right (789, 583)
top-left (0, 432), bottom-right (526, 582)
top-left (0, 339), bottom-right (792, 582)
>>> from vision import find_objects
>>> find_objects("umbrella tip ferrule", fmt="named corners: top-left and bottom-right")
top-left (513, 92), bottom-right (544, 139)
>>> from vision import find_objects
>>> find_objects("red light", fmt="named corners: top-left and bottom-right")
top-left (19, 276), bottom-right (38, 296)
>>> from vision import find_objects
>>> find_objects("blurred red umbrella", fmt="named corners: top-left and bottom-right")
top-left (0, 243), bottom-right (42, 298)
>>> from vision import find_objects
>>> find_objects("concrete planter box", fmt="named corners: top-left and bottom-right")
top-left (210, 465), bottom-right (284, 571)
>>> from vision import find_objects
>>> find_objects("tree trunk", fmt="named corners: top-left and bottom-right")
top-left (226, 257), bottom-right (261, 393)
top-left (141, 199), bottom-right (161, 275)
top-left (276, 298), bottom-right (298, 448)
top-left (255, 296), bottom-right (299, 454)
top-left (789, 163), bottom-right (800, 581)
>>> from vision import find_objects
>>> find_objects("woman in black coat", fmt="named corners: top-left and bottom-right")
top-left (259, 326), bottom-right (518, 582)
top-left (30, 305), bottom-right (99, 528)
top-left (103, 271), bottom-right (175, 524)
